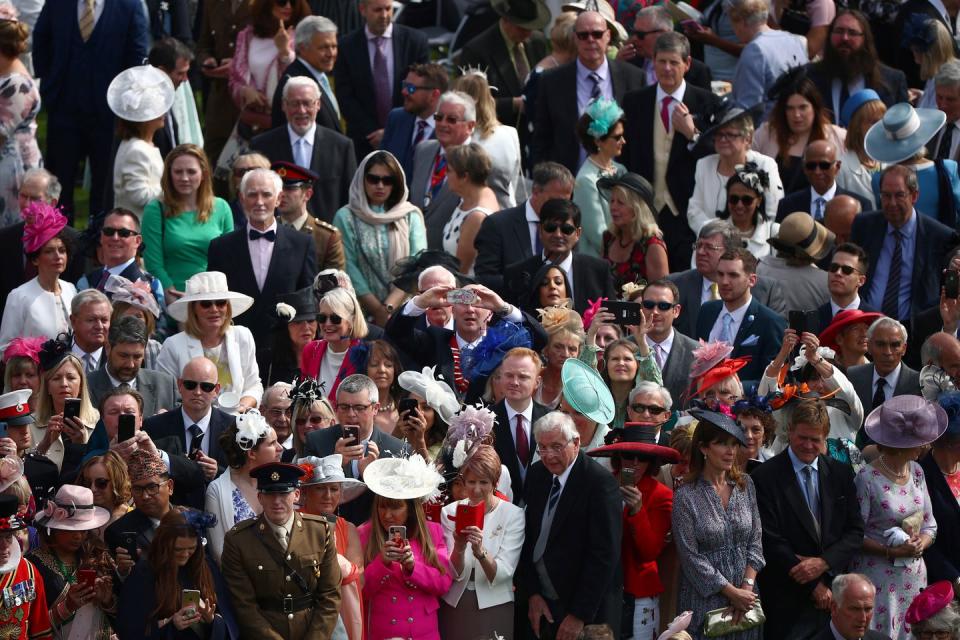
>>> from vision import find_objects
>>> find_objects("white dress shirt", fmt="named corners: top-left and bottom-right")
top-left (287, 122), bottom-right (316, 168)
top-left (71, 344), bottom-right (103, 371)
top-left (505, 399), bottom-right (534, 460)
top-left (106, 369), bottom-right (136, 390)
top-left (872, 363), bottom-right (903, 403)
top-left (525, 200), bottom-right (540, 254)
top-left (701, 276), bottom-right (717, 303)
top-left (830, 295), bottom-right (861, 317)
top-left (810, 183), bottom-right (837, 219)
top-left (708, 296), bottom-right (752, 343)
top-left (181, 407), bottom-right (212, 456)
top-left (646, 330), bottom-right (676, 370)
top-left (247, 219), bottom-right (278, 290)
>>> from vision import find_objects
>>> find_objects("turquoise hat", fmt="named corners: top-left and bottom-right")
top-left (864, 103), bottom-right (945, 164)
top-left (561, 359), bottom-right (615, 425)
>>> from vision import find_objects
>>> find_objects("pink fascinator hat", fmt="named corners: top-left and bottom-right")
top-left (2, 336), bottom-right (45, 364)
top-left (21, 201), bottom-right (67, 255)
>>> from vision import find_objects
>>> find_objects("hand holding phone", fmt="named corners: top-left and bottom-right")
top-left (342, 425), bottom-right (360, 447)
top-left (78, 569), bottom-right (97, 590)
top-left (620, 467), bottom-right (637, 488)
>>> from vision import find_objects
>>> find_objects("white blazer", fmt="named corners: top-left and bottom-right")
top-left (113, 138), bottom-right (163, 220)
top-left (440, 498), bottom-right (525, 609)
top-left (687, 150), bottom-right (784, 236)
top-left (156, 325), bottom-right (264, 411)
top-left (205, 469), bottom-right (239, 563)
top-left (0, 278), bottom-right (76, 352)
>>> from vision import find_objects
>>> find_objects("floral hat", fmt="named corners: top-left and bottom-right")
top-left (37, 334), bottom-right (74, 373)
top-left (583, 98), bottom-right (624, 139)
top-left (104, 274), bottom-right (160, 318)
top-left (107, 65), bottom-right (175, 122)
top-left (2, 336), bottom-right (45, 365)
top-left (298, 454), bottom-right (367, 502)
top-left (235, 410), bottom-right (270, 451)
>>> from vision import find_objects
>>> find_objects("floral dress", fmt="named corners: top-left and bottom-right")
top-left (601, 231), bottom-right (667, 290)
top-left (0, 72), bottom-right (41, 226)
top-left (231, 485), bottom-right (256, 525)
top-left (849, 462), bottom-right (937, 640)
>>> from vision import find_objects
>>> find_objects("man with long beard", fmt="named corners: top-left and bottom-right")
top-left (805, 10), bottom-right (909, 124)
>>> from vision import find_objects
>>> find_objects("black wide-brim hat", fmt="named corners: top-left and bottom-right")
top-left (491, 0), bottom-right (550, 30)
top-left (275, 286), bottom-right (317, 324)
top-left (689, 408), bottom-right (748, 445)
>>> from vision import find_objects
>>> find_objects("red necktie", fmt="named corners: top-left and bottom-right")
top-left (515, 415), bottom-right (529, 467)
top-left (660, 96), bottom-right (673, 132)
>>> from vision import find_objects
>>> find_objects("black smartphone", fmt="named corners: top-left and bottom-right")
top-left (117, 414), bottom-right (136, 442)
top-left (63, 398), bottom-right (81, 420)
top-left (788, 310), bottom-right (819, 335)
top-left (120, 532), bottom-right (138, 559)
top-left (603, 300), bottom-right (643, 326)
top-left (342, 425), bottom-right (360, 447)
top-left (946, 270), bottom-right (960, 299)
top-left (398, 398), bottom-right (418, 417)
top-left (620, 467), bottom-right (637, 488)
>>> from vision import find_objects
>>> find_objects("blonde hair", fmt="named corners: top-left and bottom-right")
top-left (292, 398), bottom-right (335, 457)
top-left (79, 451), bottom-right (133, 508)
top-left (550, 12), bottom-right (578, 56)
top-left (319, 288), bottom-right (368, 339)
top-left (608, 185), bottom-right (662, 242)
top-left (35, 356), bottom-right (99, 427)
top-left (184, 301), bottom-right (234, 340)
top-left (452, 72), bottom-right (499, 138)
top-left (846, 100), bottom-right (886, 163)
top-left (161, 144), bottom-right (215, 221)
top-left (363, 496), bottom-right (447, 574)
top-left (918, 21), bottom-right (957, 81)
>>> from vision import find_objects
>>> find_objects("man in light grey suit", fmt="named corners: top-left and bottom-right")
top-left (641, 279), bottom-right (699, 409)
top-left (87, 316), bottom-right (178, 418)
top-left (668, 220), bottom-right (786, 338)
top-left (409, 91), bottom-right (476, 249)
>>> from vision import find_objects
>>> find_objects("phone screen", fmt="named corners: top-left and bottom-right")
top-left (78, 569), bottom-right (96, 589)
top-left (388, 525), bottom-right (407, 546)
top-left (946, 270), bottom-right (960, 299)
top-left (182, 589), bottom-right (201, 610)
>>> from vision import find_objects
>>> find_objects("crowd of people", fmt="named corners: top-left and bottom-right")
top-left (2, 0), bottom-right (960, 637)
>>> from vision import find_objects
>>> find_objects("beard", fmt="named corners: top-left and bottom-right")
top-left (823, 43), bottom-right (876, 82)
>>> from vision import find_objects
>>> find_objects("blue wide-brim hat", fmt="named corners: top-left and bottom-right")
top-left (561, 359), bottom-right (615, 425)
top-left (840, 89), bottom-right (881, 127)
top-left (864, 103), bottom-right (945, 164)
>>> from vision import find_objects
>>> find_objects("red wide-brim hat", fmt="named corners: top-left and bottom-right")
top-left (588, 422), bottom-right (681, 463)
top-left (692, 357), bottom-right (750, 398)
top-left (819, 309), bottom-right (883, 350)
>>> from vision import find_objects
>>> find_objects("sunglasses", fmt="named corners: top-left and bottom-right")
top-left (620, 452), bottom-right (653, 462)
top-left (274, 0), bottom-right (290, 5)
top-left (828, 262), bottom-right (860, 275)
top-left (317, 313), bottom-right (343, 325)
top-left (197, 300), bottom-right (228, 309)
top-left (365, 174), bottom-right (395, 186)
top-left (575, 30), bottom-right (607, 40)
top-left (296, 415), bottom-right (329, 426)
top-left (630, 403), bottom-right (668, 415)
top-left (641, 300), bottom-right (677, 311)
top-left (727, 195), bottom-right (755, 206)
top-left (541, 222), bottom-right (578, 235)
top-left (804, 161), bottom-right (836, 171)
top-left (102, 227), bottom-right (139, 238)
top-left (88, 478), bottom-right (109, 490)
top-left (402, 82), bottom-right (433, 94)
top-left (434, 113), bottom-right (465, 124)
top-left (182, 379), bottom-right (217, 392)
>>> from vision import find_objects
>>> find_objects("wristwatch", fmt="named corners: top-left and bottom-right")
top-left (497, 303), bottom-right (513, 316)
top-left (743, 578), bottom-right (755, 587)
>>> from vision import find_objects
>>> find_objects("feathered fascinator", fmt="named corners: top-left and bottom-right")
top-left (3, 336), bottom-right (45, 364)
top-left (288, 377), bottom-right (326, 409)
top-left (397, 366), bottom-right (461, 424)
top-left (537, 304), bottom-right (583, 336)
top-left (362, 454), bottom-right (445, 502)
top-left (582, 297), bottom-right (607, 329)
top-left (922, 365), bottom-right (957, 401)
top-left (444, 405), bottom-right (496, 469)
top-left (21, 201), bottom-right (67, 255)
top-left (235, 410), bottom-right (270, 451)
top-left (347, 341), bottom-right (371, 374)
top-left (0, 3), bottom-right (19, 21)
top-left (621, 282), bottom-right (645, 301)
top-left (903, 13), bottom-right (937, 53)
top-left (657, 612), bottom-right (693, 640)
top-left (769, 383), bottom-right (839, 410)
top-left (464, 321), bottom-right (533, 382)
top-left (38, 333), bottom-right (73, 372)
top-left (790, 346), bottom-right (836, 371)
top-left (767, 65), bottom-right (808, 102)
top-left (104, 274), bottom-right (160, 318)
top-left (179, 509), bottom-right (217, 546)
top-left (733, 161), bottom-right (770, 193)
top-left (731, 392), bottom-right (773, 415)
top-left (585, 97), bottom-right (624, 138)
top-left (689, 340), bottom-right (734, 379)
top-left (275, 302), bottom-right (297, 320)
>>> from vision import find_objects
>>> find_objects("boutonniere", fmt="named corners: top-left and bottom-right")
top-left (746, 315), bottom-right (755, 323)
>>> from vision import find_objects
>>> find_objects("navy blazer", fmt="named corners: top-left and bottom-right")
top-left (849, 210), bottom-right (959, 320)
top-left (920, 452), bottom-right (960, 583)
top-left (815, 298), bottom-right (878, 334)
top-left (380, 107), bottom-right (434, 185)
top-left (695, 298), bottom-right (787, 381)
top-left (775, 188), bottom-right (874, 223)
top-left (473, 203), bottom-right (531, 292)
top-left (270, 58), bottom-right (343, 133)
top-left (491, 399), bottom-right (550, 505)
top-left (805, 62), bottom-right (909, 123)
top-left (33, 0), bottom-right (149, 116)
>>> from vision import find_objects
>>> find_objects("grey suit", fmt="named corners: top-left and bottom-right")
top-left (657, 331), bottom-right (699, 409)
top-left (847, 363), bottom-right (921, 417)
top-left (408, 140), bottom-right (461, 250)
top-left (667, 268), bottom-right (787, 338)
top-left (86, 368), bottom-right (179, 418)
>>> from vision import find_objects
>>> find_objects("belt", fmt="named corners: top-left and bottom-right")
top-left (257, 594), bottom-right (315, 613)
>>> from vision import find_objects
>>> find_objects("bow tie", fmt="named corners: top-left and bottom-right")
top-left (249, 229), bottom-right (276, 242)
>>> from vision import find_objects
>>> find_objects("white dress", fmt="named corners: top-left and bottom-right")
top-left (113, 138), bottom-right (164, 220)
top-left (0, 278), bottom-right (75, 352)
top-left (442, 205), bottom-right (494, 275)
top-left (687, 150), bottom-right (784, 235)
top-left (474, 125), bottom-right (526, 209)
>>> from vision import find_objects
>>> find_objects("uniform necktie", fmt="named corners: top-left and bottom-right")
top-left (872, 378), bottom-right (886, 410)
top-left (719, 312), bottom-right (734, 343)
top-left (188, 424), bottom-right (203, 454)
top-left (79, 0), bottom-right (95, 41)
top-left (294, 137), bottom-right (309, 170)
top-left (939, 125), bottom-right (955, 161)
top-left (660, 95), bottom-right (673, 132)
top-left (373, 36), bottom-right (391, 127)
top-left (515, 415), bottom-right (529, 467)
top-left (814, 197), bottom-right (825, 221)
top-left (589, 72), bottom-right (602, 100)
top-left (881, 229), bottom-right (902, 319)
top-left (802, 465), bottom-right (820, 525)
top-left (413, 119), bottom-right (427, 147)
top-left (709, 282), bottom-right (720, 300)
top-left (277, 526), bottom-right (289, 549)
top-left (513, 42), bottom-right (529, 83)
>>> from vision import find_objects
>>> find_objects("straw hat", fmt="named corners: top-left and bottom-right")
top-left (767, 212), bottom-right (835, 261)
top-left (107, 65), bottom-right (175, 122)
top-left (166, 271), bottom-right (254, 323)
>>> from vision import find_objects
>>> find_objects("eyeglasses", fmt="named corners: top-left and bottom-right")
top-left (101, 227), bottom-right (139, 238)
top-left (715, 131), bottom-right (744, 141)
top-left (641, 300), bottom-right (677, 311)
top-left (694, 240), bottom-right (725, 252)
top-left (831, 27), bottom-right (864, 37)
top-left (338, 403), bottom-right (373, 414)
top-left (88, 478), bottom-right (109, 490)
top-left (541, 222), bottom-right (578, 235)
top-left (402, 82), bottom-right (433, 94)
top-left (197, 300), bottom-right (228, 309)
top-left (268, 407), bottom-right (293, 418)
top-left (603, 132), bottom-right (626, 142)
top-left (365, 174), bottom-right (395, 186)
top-left (536, 441), bottom-right (572, 455)
top-left (728, 195), bottom-right (755, 206)
top-left (434, 113), bottom-right (465, 124)
top-left (630, 403), bottom-right (668, 415)
top-left (131, 481), bottom-right (166, 497)
top-left (575, 29), bottom-right (607, 40)
top-left (317, 313), bottom-right (342, 325)
top-left (828, 262), bottom-right (861, 275)
top-left (804, 161), bottom-right (837, 171)
top-left (285, 99), bottom-right (318, 109)
top-left (182, 379), bottom-right (217, 393)
top-left (632, 28), bottom-right (665, 39)
top-left (880, 191), bottom-right (910, 201)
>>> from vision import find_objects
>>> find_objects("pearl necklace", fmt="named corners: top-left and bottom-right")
top-left (878, 455), bottom-right (908, 481)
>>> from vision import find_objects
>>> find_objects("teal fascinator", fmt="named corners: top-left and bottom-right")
top-left (586, 98), bottom-right (624, 138)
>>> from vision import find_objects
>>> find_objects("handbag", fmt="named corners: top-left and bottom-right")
top-left (703, 599), bottom-right (766, 637)
top-left (237, 106), bottom-right (272, 135)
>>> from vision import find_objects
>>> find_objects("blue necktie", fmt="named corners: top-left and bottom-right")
top-left (547, 477), bottom-right (561, 513)
top-left (802, 465), bottom-right (820, 525)
top-left (719, 312), bottom-right (734, 343)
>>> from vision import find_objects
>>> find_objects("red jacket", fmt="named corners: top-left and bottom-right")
top-left (621, 474), bottom-right (673, 598)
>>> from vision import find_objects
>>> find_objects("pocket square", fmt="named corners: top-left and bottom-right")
top-left (741, 335), bottom-right (759, 346)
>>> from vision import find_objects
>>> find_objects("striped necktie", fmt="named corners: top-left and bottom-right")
top-left (79, 0), bottom-right (95, 41)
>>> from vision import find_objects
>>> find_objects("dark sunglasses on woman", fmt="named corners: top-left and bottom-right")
top-left (197, 300), bottom-right (228, 309)
top-left (365, 174), bottom-right (395, 186)
top-left (317, 313), bottom-right (343, 325)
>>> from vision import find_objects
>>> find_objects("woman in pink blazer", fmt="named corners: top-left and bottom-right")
top-left (359, 456), bottom-right (453, 640)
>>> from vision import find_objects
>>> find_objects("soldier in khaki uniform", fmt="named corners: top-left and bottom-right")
top-left (221, 462), bottom-right (341, 639)
top-left (273, 161), bottom-right (347, 271)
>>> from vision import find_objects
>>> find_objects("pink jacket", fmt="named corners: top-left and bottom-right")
top-left (228, 25), bottom-right (294, 107)
top-left (358, 521), bottom-right (453, 640)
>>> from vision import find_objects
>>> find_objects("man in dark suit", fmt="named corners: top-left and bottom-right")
top-left (622, 6), bottom-right (712, 90)
top-left (812, 574), bottom-right (891, 640)
top-left (696, 248), bottom-right (787, 381)
top-left (474, 162), bottom-right (574, 292)
top-left (926, 61), bottom-right (960, 166)
top-left (88, 317), bottom-right (178, 418)
top-left (670, 220), bottom-right (787, 338)
top-left (531, 10), bottom-right (644, 173)
top-left (147, 37), bottom-right (193, 159)
top-left (847, 318), bottom-right (921, 423)
top-left (380, 62), bottom-right (448, 183)
top-left (207, 168), bottom-right (317, 372)
top-left (333, 0), bottom-right (430, 158)
top-left (752, 400), bottom-right (864, 639)
top-left (303, 374), bottom-right (410, 525)
top-left (503, 199), bottom-right (616, 315)
top-left (642, 279), bottom-right (699, 408)
top-left (850, 165), bottom-right (959, 322)
top-left (920, 421), bottom-right (960, 584)
top-left (250, 78), bottom-right (356, 223)
top-left (519, 411), bottom-right (622, 639)
top-left (775, 141), bottom-right (873, 221)
top-left (271, 16), bottom-right (342, 134)
top-left (816, 243), bottom-right (876, 333)
top-left (33, 0), bottom-right (149, 220)
top-left (805, 11), bottom-right (909, 124)
top-left (622, 31), bottom-right (720, 271)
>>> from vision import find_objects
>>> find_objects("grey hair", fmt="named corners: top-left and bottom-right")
top-left (107, 315), bottom-right (148, 347)
top-left (636, 5), bottom-right (672, 31)
top-left (911, 602), bottom-right (960, 636)
top-left (867, 316), bottom-right (908, 342)
top-left (880, 164), bottom-right (920, 194)
top-left (438, 91), bottom-right (477, 123)
top-left (417, 265), bottom-right (456, 291)
top-left (71, 289), bottom-right (110, 315)
top-left (629, 381), bottom-right (673, 409)
top-left (830, 573), bottom-right (875, 607)
top-left (935, 59), bottom-right (960, 89)
top-left (337, 374), bottom-right (379, 404)
top-left (262, 382), bottom-right (293, 408)
top-left (282, 75), bottom-right (320, 101)
top-left (533, 411), bottom-right (579, 442)
top-left (653, 31), bottom-right (691, 60)
top-left (531, 161), bottom-right (575, 190)
top-left (295, 15), bottom-right (337, 48)
top-left (21, 168), bottom-right (62, 201)
top-left (240, 168), bottom-right (283, 196)
top-left (920, 334), bottom-right (944, 366)
top-left (699, 219), bottom-right (743, 252)
top-left (726, 0), bottom-right (769, 26)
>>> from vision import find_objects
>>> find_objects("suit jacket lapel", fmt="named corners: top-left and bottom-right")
top-left (511, 208), bottom-right (532, 258)
top-left (818, 457), bottom-right (833, 538)
top-left (493, 32), bottom-right (522, 97)
top-left (733, 298), bottom-right (760, 344)
top-left (778, 454), bottom-right (821, 543)
top-left (262, 227), bottom-right (292, 293)
top-left (547, 454), bottom-right (583, 544)
top-left (232, 231), bottom-right (258, 292)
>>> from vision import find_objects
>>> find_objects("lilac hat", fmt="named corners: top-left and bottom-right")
top-left (33, 485), bottom-right (111, 532)
top-left (864, 395), bottom-right (948, 448)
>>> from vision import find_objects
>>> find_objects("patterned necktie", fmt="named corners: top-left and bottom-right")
top-left (413, 119), bottom-right (427, 147)
top-left (654, 344), bottom-right (666, 371)
top-left (513, 42), bottom-right (529, 83)
top-left (719, 312), bottom-right (734, 343)
top-left (79, 0), bottom-right (95, 41)
top-left (814, 197), bottom-right (825, 221)
top-left (547, 477), bottom-right (561, 513)
top-left (660, 96), bottom-right (673, 132)
top-left (881, 230), bottom-right (902, 319)
top-left (426, 151), bottom-right (446, 206)
top-left (515, 415), bottom-right (530, 467)
top-left (589, 72), bottom-right (602, 100)
top-left (188, 424), bottom-right (203, 455)
top-left (373, 37), bottom-right (391, 127)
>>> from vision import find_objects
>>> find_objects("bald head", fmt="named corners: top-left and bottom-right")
top-left (803, 139), bottom-right (837, 162)
top-left (179, 357), bottom-right (220, 420)
top-left (182, 356), bottom-right (218, 381)
top-left (823, 195), bottom-right (861, 244)
top-left (921, 332), bottom-right (960, 382)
